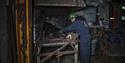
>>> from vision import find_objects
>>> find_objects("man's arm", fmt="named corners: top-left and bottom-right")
top-left (62, 23), bottom-right (77, 33)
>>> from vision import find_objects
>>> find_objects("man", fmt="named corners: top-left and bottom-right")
top-left (62, 13), bottom-right (91, 63)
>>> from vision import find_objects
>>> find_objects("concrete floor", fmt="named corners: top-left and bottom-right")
top-left (92, 56), bottom-right (125, 63)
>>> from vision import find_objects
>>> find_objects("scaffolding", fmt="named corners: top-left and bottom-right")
top-left (36, 33), bottom-right (79, 63)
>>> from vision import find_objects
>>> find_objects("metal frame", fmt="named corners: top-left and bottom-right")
top-left (37, 38), bottom-right (79, 63)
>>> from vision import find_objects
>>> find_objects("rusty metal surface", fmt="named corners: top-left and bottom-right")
top-left (34, 0), bottom-right (86, 7)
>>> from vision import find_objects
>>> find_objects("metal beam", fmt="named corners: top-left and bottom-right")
top-left (39, 50), bottom-right (78, 56)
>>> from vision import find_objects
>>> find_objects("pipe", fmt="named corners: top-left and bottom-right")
top-left (40, 42), bottom-right (76, 47)
top-left (38, 50), bottom-right (78, 56)
top-left (74, 45), bottom-right (79, 63)
top-left (40, 42), bottom-right (70, 63)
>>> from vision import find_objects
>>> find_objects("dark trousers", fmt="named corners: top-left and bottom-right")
top-left (80, 35), bottom-right (91, 63)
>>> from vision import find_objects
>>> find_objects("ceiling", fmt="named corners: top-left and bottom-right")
top-left (34, 0), bottom-right (86, 7)
top-left (35, 6), bottom-right (84, 16)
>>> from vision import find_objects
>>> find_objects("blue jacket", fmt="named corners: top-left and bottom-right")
top-left (63, 20), bottom-right (90, 39)
top-left (63, 19), bottom-right (91, 63)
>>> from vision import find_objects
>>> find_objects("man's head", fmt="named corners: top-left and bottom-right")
top-left (68, 13), bottom-right (77, 22)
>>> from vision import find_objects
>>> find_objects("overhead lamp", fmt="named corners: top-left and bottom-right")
top-left (122, 6), bottom-right (125, 10)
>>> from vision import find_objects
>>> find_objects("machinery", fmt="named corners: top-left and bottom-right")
top-left (32, 0), bottom-right (86, 63)
top-left (37, 32), bottom-right (79, 63)
top-left (13, 0), bottom-right (111, 63)
top-left (1, 0), bottom-right (125, 63)
top-left (33, 14), bottom-right (80, 63)
top-left (7, 0), bottom-right (125, 63)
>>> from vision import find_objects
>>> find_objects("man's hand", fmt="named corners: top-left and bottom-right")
top-left (65, 32), bottom-right (79, 41)
top-left (66, 34), bottom-right (72, 40)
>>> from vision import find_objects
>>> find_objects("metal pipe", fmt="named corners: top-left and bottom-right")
top-left (74, 45), bottom-right (79, 63)
top-left (40, 42), bottom-right (70, 63)
top-left (57, 52), bottom-right (61, 63)
top-left (33, 23), bottom-right (36, 44)
top-left (47, 38), bottom-right (64, 41)
top-left (40, 42), bottom-right (76, 47)
top-left (37, 47), bottom-right (41, 63)
top-left (38, 50), bottom-right (78, 56)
